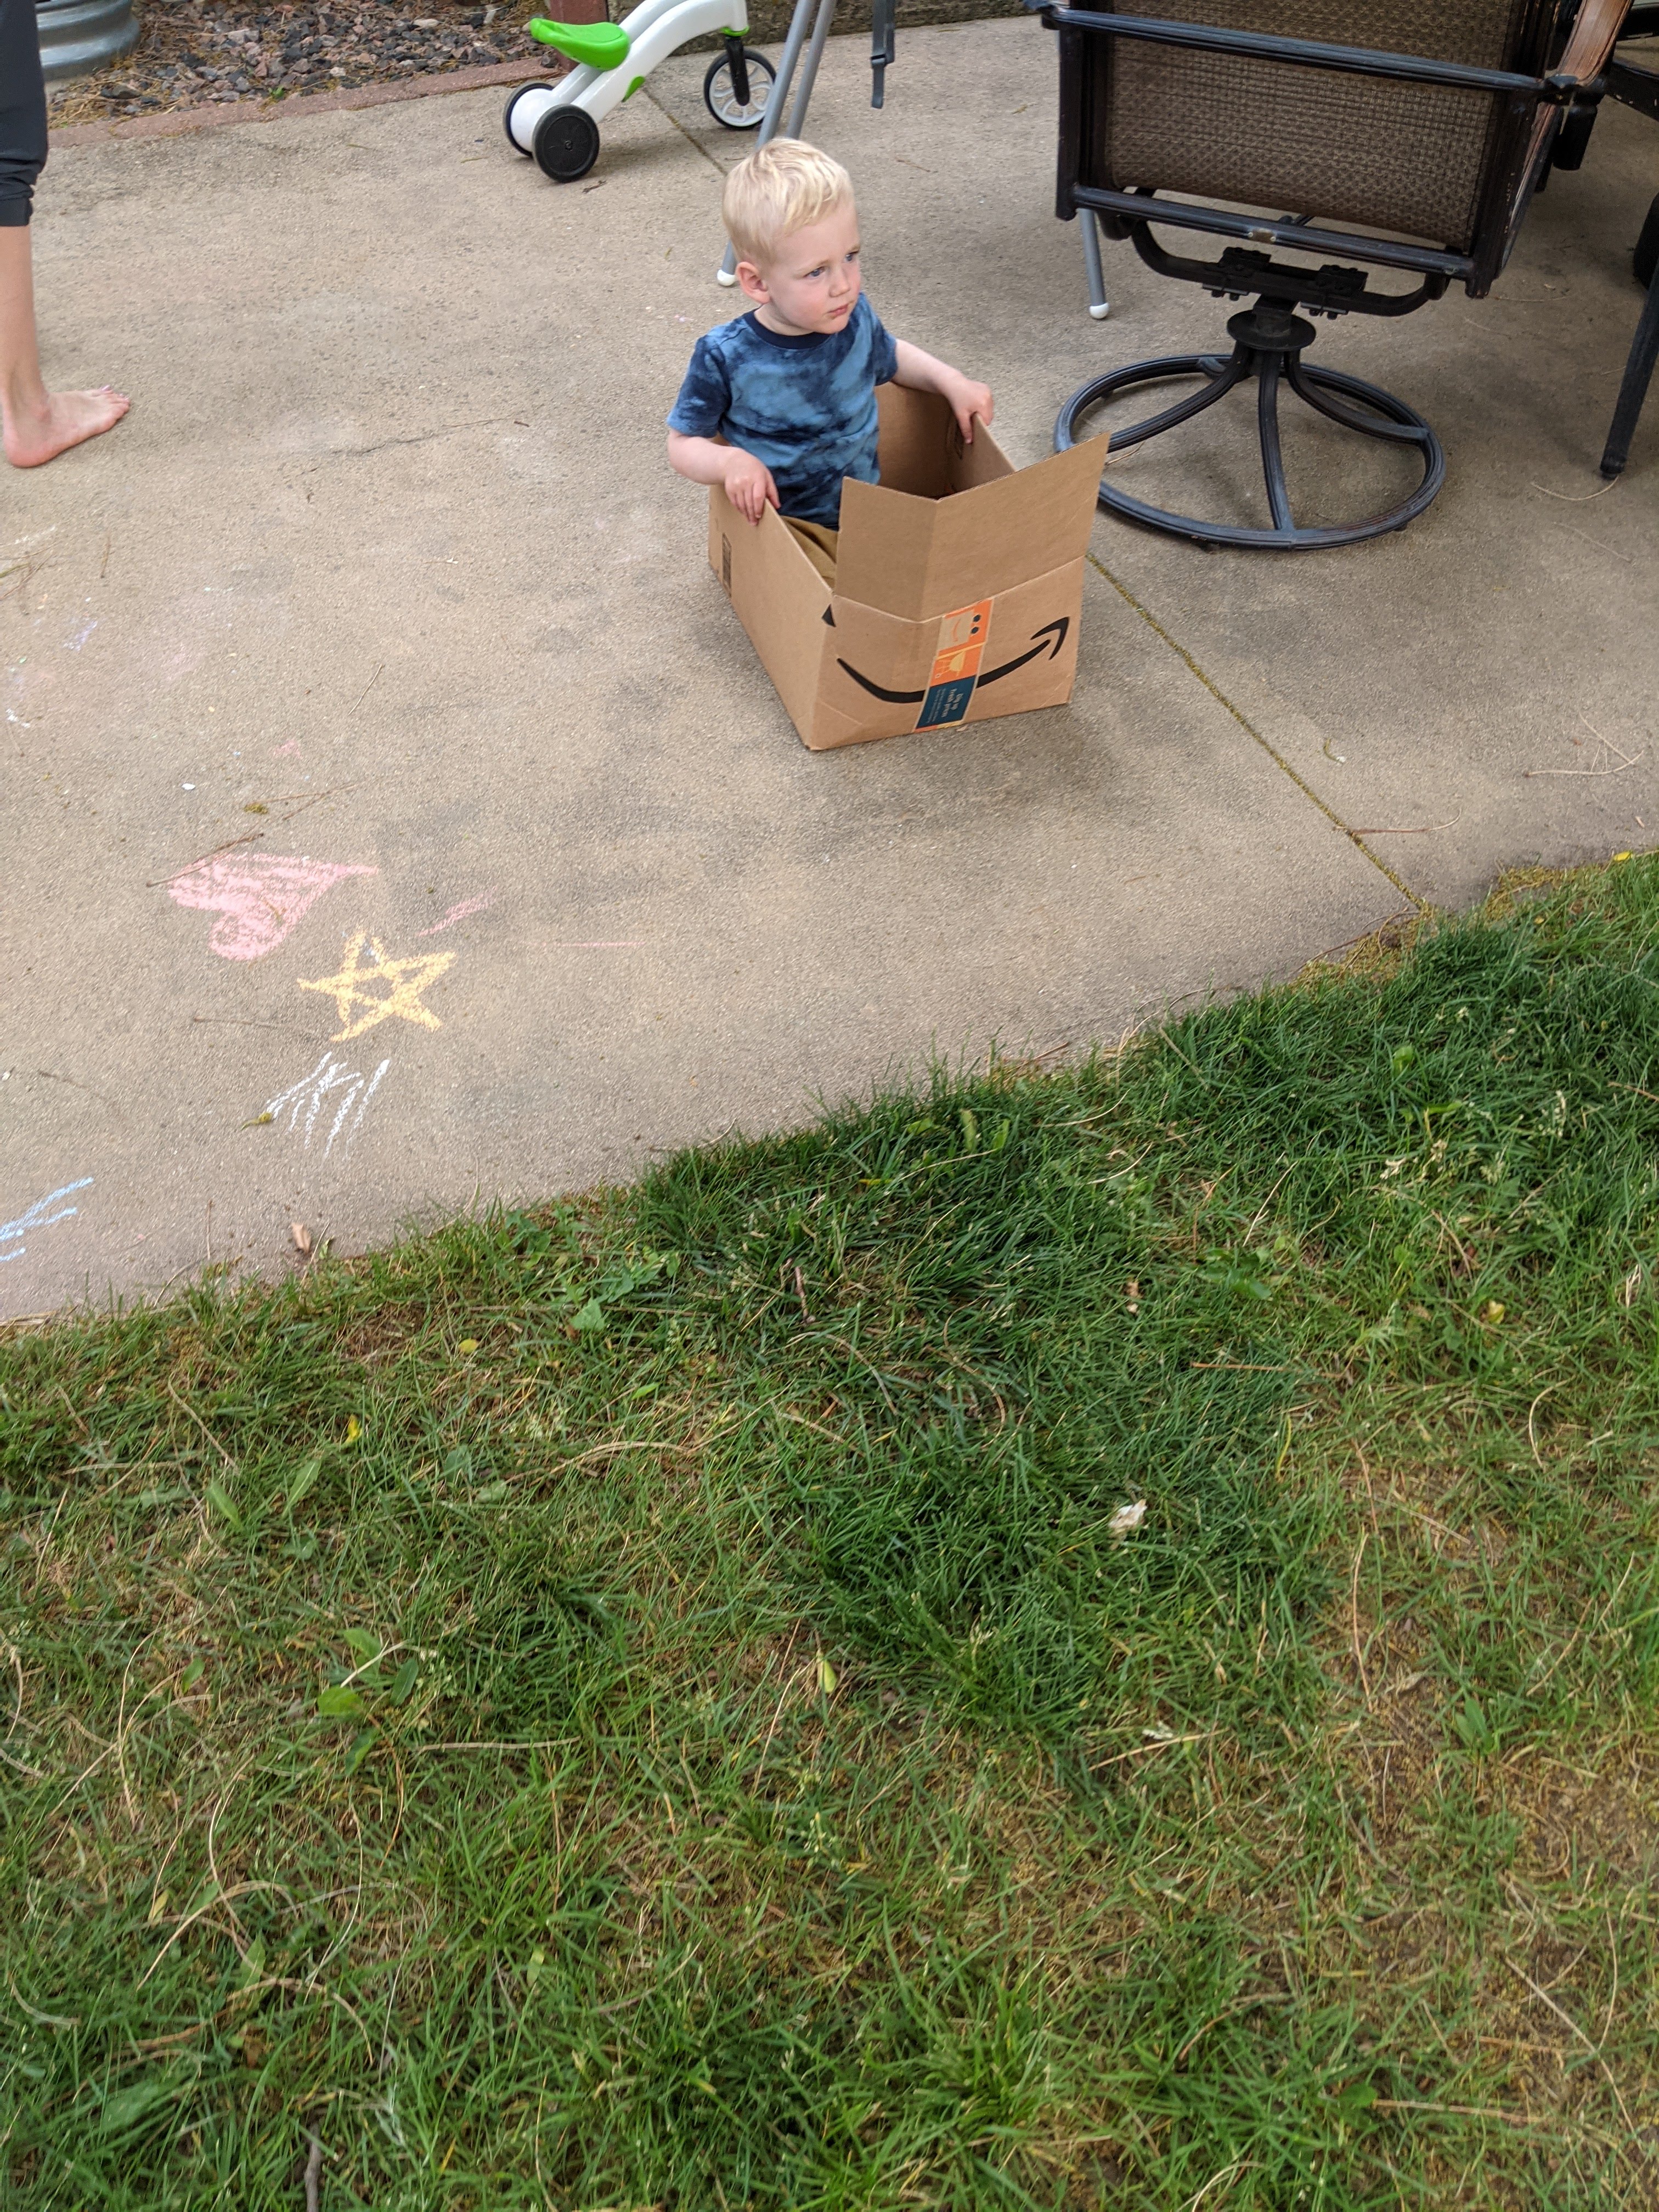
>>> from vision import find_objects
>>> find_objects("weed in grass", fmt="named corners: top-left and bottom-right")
top-left (4, 859), bottom-right (1659, 2206)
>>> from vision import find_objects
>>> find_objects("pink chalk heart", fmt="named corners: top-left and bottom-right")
top-left (168, 853), bottom-right (376, 961)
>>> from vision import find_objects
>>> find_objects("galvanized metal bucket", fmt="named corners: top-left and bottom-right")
top-left (37, 0), bottom-right (139, 82)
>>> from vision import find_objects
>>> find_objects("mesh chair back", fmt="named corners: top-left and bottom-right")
top-left (1095, 0), bottom-right (1547, 251)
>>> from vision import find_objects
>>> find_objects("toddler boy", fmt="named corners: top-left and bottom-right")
top-left (666, 139), bottom-right (992, 575)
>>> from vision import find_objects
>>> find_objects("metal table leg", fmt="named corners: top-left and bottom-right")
top-left (715, 0), bottom-right (831, 284)
top-left (1079, 207), bottom-right (1111, 320)
top-left (1600, 249), bottom-right (1659, 477)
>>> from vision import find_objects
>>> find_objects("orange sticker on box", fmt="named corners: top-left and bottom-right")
top-left (915, 599), bottom-right (994, 731)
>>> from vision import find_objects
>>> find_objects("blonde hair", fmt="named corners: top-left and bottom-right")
top-left (721, 139), bottom-right (854, 269)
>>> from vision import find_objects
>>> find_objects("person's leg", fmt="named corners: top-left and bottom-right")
top-left (0, 0), bottom-right (127, 467)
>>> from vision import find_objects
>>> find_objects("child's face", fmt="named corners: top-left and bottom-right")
top-left (739, 201), bottom-right (862, 336)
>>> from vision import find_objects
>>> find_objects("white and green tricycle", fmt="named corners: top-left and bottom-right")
top-left (503, 0), bottom-right (775, 181)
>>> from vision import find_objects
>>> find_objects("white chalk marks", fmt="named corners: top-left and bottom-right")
top-left (263, 1053), bottom-right (390, 1160)
top-left (1, 1177), bottom-right (93, 1266)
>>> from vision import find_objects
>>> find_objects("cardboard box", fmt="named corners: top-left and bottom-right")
top-left (707, 386), bottom-right (1110, 752)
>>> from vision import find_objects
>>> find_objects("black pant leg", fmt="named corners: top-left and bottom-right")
top-left (0, 0), bottom-right (49, 228)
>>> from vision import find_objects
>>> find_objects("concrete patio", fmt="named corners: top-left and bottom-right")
top-left (3, 19), bottom-right (1655, 1318)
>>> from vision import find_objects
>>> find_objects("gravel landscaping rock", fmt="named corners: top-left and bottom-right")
top-left (45, 0), bottom-right (549, 126)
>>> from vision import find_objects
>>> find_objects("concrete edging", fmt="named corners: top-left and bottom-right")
top-left (49, 55), bottom-right (549, 149)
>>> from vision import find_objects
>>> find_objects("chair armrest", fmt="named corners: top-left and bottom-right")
top-left (1498, 0), bottom-right (1628, 278)
top-left (1552, 0), bottom-right (1628, 86)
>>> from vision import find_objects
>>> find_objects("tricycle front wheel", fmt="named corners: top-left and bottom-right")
top-left (533, 104), bottom-right (601, 180)
top-left (703, 48), bottom-right (775, 127)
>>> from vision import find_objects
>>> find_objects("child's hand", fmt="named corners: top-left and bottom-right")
top-left (890, 343), bottom-right (996, 446)
top-left (724, 448), bottom-right (780, 525)
top-left (944, 374), bottom-right (995, 444)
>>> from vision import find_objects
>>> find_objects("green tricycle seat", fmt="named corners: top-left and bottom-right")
top-left (527, 15), bottom-right (631, 67)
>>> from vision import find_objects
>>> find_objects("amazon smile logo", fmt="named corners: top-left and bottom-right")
top-left (836, 618), bottom-right (1071, 707)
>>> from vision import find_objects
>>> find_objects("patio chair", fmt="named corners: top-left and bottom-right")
top-left (1039, 0), bottom-right (1629, 548)
top-left (1596, 3), bottom-right (1658, 475)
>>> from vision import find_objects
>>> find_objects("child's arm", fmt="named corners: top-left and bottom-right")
top-left (667, 432), bottom-right (778, 526)
top-left (892, 341), bottom-right (995, 444)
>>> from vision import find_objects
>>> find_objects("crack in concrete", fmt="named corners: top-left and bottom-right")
top-left (645, 85), bottom-right (732, 179)
top-left (1086, 551), bottom-right (1431, 913)
top-left (284, 416), bottom-right (521, 473)
top-left (33, 1069), bottom-right (127, 1121)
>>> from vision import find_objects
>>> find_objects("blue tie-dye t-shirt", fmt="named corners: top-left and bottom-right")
top-left (667, 296), bottom-right (900, 529)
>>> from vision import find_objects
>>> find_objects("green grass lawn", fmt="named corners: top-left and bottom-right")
top-left (4, 860), bottom-right (1659, 2210)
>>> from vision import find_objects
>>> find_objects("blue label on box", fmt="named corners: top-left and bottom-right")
top-left (915, 677), bottom-right (978, 730)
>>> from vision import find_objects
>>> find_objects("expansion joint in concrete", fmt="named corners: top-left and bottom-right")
top-left (645, 86), bottom-right (730, 177)
top-left (1086, 551), bottom-right (1432, 916)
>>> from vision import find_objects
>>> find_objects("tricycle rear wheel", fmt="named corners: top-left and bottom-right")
top-left (502, 79), bottom-right (557, 155)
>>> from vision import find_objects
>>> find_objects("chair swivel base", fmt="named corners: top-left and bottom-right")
top-left (1056, 303), bottom-right (1447, 551)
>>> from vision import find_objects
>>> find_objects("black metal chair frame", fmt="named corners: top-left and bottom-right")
top-left (1039, 0), bottom-right (1612, 549)
top-left (1597, 2), bottom-right (1658, 475)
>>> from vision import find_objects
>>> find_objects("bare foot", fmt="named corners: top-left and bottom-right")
top-left (4, 386), bottom-right (130, 469)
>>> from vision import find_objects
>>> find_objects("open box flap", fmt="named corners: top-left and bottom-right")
top-left (870, 382), bottom-right (1014, 499)
top-left (836, 428), bottom-right (1110, 622)
top-left (708, 488), bottom-right (831, 737)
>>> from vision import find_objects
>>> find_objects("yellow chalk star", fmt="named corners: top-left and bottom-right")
top-left (297, 931), bottom-right (455, 1042)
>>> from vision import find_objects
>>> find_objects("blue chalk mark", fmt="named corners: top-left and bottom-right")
top-left (1, 1177), bottom-right (94, 1263)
